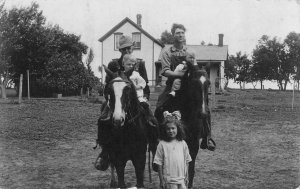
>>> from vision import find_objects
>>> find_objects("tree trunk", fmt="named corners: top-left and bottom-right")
top-left (224, 78), bottom-right (229, 90)
top-left (298, 80), bottom-right (299, 91)
top-left (283, 80), bottom-right (288, 91)
top-left (251, 81), bottom-right (257, 89)
top-left (260, 80), bottom-right (263, 90)
top-left (0, 84), bottom-right (7, 99)
top-left (277, 80), bottom-right (283, 91)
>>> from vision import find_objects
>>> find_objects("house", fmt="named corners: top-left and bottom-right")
top-left (155, 34), bottom-right (228, 93)
top-left (99, 15), bottom-right (228, 93)
top-left (98, 14), bottom-right (164, 85)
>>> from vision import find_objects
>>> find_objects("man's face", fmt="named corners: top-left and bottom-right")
top-left (126, 45), bottom-right (134, 54)
top-left (174, 28), bottom-right (185, 43)
top-left (120, 45), bottom-right (134, 55)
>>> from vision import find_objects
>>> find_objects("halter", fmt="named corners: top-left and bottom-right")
top-left (107, 77), bottom-right (143, 125)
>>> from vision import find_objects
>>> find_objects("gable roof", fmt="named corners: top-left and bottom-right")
top-left (161, 44), bottom-right (228, 61)
top-left (98, 17), bottom-right (164, 47)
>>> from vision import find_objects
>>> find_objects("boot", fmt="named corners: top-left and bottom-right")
top-left (95, 146), bottom-right (110, 171)
top-left (200, 137), bottom-right (216, 151)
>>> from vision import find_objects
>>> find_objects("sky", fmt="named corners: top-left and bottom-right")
top-left (4, 0), bottom-right (300, 89)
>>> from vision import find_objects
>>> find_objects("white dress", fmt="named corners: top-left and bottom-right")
top-left (129, 71), bottom-right (147, 102)
top-left (154, 140), bottom-right (192, 189)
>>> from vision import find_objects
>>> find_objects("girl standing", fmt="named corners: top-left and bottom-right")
top-left (154, 113), bottom-right (192, 189)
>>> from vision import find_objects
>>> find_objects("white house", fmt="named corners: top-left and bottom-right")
top-left (99, 15), bottom-right (228, 92)
top-left (98, 14), bottom-right (164, 86)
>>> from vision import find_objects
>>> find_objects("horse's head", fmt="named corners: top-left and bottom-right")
top-left (183, 62), bottom-right (211, 118)
top-left (105, 74), bottom-right (139, 128)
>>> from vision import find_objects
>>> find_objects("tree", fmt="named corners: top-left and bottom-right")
top-left (83, 48), bottom-right (100, 93)
top-left (285, 32), bottom-right (300, 90)
top-left (228, 52), bottom-right (252, 89)
top-left (160, 30), bottom-right (174, 45)
top-left (0, 2), bottom-right (100, 97)
top-left (0, 2), bottom-right (11, 98)
top-left (252, 35), bottom-right (272, 89)
top-left (0, 2), bottom-right (47, 96)
top-left (224, 58), bottom-right (236, 89)
top-left (34, 25), bottom-right (88, 96)
top-left (252, 35), bottom-right (293, 90)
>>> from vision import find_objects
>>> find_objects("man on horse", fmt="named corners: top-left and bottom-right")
top-left (96, 35), bottom-right (157, 171)
top-left (154, 23), bottom-right (216, 150)
top-left (155, 23), bottom-right (195, 121)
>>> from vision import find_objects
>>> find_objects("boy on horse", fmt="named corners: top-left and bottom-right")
top-left (96, 35), bottom-right (157, 171)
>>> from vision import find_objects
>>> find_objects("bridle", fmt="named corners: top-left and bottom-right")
top-left (107, 78), bottom-right (142, 125)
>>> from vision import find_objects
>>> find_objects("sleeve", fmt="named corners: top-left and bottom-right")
top-left (174, 64), bottom-right (185, 72)
top-left (137, 61), bottom-right (149, 83)
top-left (160, 47), bottom-right (171, 76)
top-left (183, 141), bottom-right (192, 163)
top-left (153, 142), bottom-right (164, 165)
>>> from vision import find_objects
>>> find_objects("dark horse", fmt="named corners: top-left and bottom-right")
top-left (100, 71), bottom-right (156, 188)
top-left (155, 62), bottom-right (211, 189)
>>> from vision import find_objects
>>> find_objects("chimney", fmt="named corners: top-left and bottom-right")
top-left (218, 34), bottom-right (224, 47)
top-left (137, 14), bottom-right (142, 28)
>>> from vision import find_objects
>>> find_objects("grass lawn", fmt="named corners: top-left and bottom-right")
top-left (0, 89), bottom-right (299, 189)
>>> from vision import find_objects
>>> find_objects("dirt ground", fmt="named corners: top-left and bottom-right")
top-left (0, 89), bottom-right (300, 189)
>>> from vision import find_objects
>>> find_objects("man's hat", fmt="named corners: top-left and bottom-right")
top-left (119, 35), bottom-right (135, 49)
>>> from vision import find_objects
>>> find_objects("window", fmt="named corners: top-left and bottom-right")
top-left (132, 32), bottom-right (141, 49)
top-left (114, 33), bottom-right (123, 50)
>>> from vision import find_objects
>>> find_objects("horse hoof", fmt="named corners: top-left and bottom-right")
top-left (109, 180), bottom-right (118, 188)
top-left (117, 184), bottom-right (127, 189)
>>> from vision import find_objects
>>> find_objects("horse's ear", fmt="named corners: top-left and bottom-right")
top-left (185, 61), bottom-right (194, 70)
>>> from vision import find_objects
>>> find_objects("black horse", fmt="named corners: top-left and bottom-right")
top-left (100, 71), bottom-right (157, 188)
top-left (155, 62), bottom-right (212, 189)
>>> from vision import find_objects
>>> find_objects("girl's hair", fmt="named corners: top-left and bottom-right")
top-left (160, 118), bottom-right (185, 141)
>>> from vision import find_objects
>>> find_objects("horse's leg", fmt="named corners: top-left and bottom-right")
top-left (115, 162), bottom-right (126, 188)
top-left (132, 149), bottom-right (146, 188)
top-left (187, 139), bottom-right (200, 189)
top-left (110, 164), bottom-right (118, 188)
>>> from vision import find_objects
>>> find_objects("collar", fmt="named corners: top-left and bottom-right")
top-left (170, 45), bottom-right (187, 52)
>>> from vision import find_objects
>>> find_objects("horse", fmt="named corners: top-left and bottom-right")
top-left (154, 62), bottom-right (212, 189)
top-left (100, 70), bottom-right (157, 188)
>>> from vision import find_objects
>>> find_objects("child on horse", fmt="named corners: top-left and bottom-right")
top-left (169, 51), bottom-right (195, 97)
top-left (123, 54), bottom-right (158, 128)
top-left (96, 35), bottom-right (153, 171)
top-left (96, 36), bottom-right (158, 171)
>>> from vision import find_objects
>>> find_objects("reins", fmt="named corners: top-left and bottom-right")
top-left (127, 111), bottom-right (142, 124)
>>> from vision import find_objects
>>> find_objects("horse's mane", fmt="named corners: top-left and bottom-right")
top-left (178, 62), bottom-right (209, 136)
